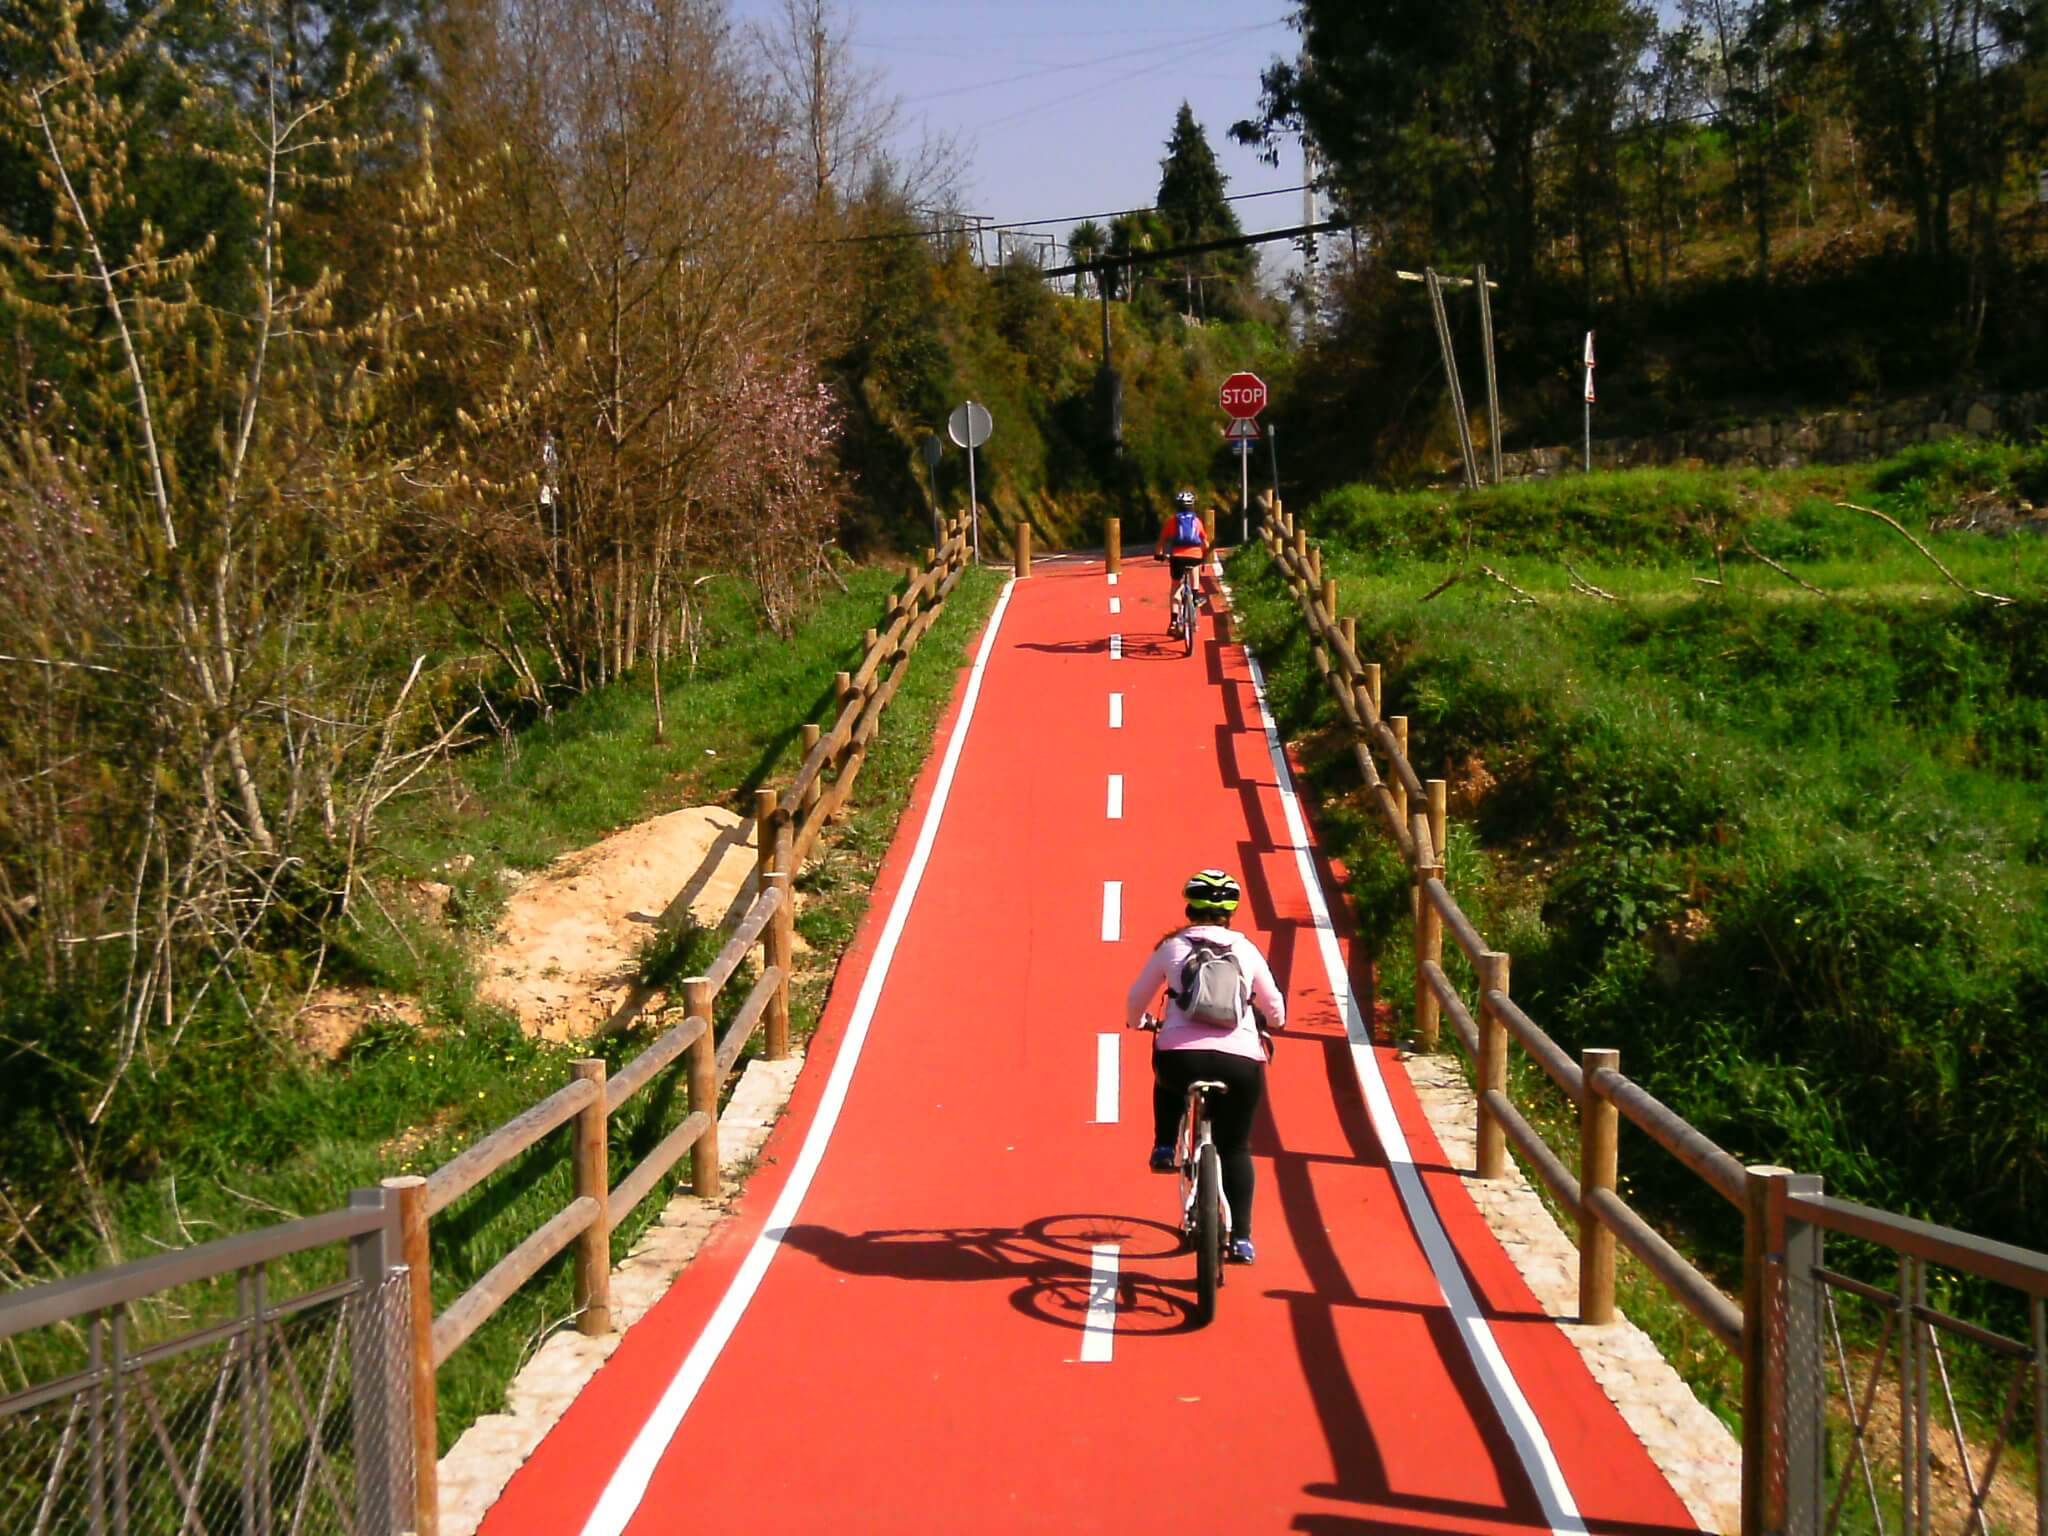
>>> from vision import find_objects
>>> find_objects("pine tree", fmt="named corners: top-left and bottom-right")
top-left (1154, 103), bottom-right (1252, 317)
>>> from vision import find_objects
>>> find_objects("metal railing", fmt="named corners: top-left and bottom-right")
top-left (1252, 494), bottom-right (2048, 1536)
top-left (1, 1189), bottom-right (413, 1536)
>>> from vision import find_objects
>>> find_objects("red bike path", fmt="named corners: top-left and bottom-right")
top-left (482, 557), bottom-right (1702, 1536)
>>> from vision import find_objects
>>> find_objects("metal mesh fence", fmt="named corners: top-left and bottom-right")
top-left (0, 1271), bottom-right (413, 1536)
top-left (1801, 1248), bottom-right (2041, 1536)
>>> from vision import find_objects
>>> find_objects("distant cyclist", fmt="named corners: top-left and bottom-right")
top-left (1125, 870), bottom-right (1285, 1264)
top-left (1153, 489), bottom-right (1211, 633)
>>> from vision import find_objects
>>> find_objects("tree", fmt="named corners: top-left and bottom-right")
top-left (415, 0), bottom-right (841, 714)
top-left (1237, 0), bottom-right (1656, 285)
top-left (1156, 102), bottom-right (1253, 317)
top-left (1068, 217), bottom-right (1107, 297)
top-left (0, 0), bottom-right (448, 1157)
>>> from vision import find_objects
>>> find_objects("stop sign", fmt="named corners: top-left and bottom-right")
top-left (1219, 371), bottom-right (1267, 419)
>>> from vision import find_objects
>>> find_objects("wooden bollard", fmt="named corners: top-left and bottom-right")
top-left (764, 872), bottom-right (793, 1059)
top-left (570, 1059), bottom-right (610, 1335)
top-left (1106, 516), bottom-right (1121, 575)
top-left (1017, 522), bottom-right (1033, 577)
top-left (382, 1174), bottom-right (439, 1536)
top-left (1578, 1048), bottom-right (1620, 1325)
top-left (1477, 951), bottom-right (1511, 1179)
top-left (1390, 718), bottom-right (1410, 824)
top-left (686, 976), bottom-right (719, 1197)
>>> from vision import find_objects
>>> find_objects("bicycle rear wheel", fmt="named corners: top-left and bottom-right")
top-left (1180, 580), bottom-right (1197, 656)
top-left (1193, 1143), bottom-right (1222, 1325)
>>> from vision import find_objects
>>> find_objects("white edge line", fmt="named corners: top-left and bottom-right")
top-left (1101, 880), bottom-right (1121, 942)
top-left (1079, 1243), bottom-right (1119, 1362)
top-left (1241, 649), bottom-right (1588, 1536)
top-left (576, 579), bottom-right (1020, 1536)
top-left (1093, 1033), bottom-right (1120, 1124)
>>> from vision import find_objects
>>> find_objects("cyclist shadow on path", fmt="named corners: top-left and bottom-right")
top-left (772, 1214), bottom-right (1210, 1337)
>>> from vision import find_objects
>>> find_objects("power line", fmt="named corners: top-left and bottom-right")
top-left (821, 184), bottom-right (1314, 246)
top-left (1038, 219), bottom-right (1348, 279)
top-left (892, 20), bottom-right (1277, 105)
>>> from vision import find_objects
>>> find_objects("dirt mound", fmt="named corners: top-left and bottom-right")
top-left (479, 805), bottom-right (759, 1041)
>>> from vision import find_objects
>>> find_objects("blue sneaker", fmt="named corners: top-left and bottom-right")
top-left (1149, 1145), bottom-right (1177, 1173)
top-left (1228, 1237), bottom-right (1256, 1264)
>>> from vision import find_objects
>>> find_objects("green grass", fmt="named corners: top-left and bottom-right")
top-left (2, 563), bottom-right (1004, 1453)
top-left (1234, 441), bottom-right (2048, 1432)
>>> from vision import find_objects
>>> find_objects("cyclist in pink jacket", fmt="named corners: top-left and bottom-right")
top-left (1126, 870), bottom-right (1285, 1263)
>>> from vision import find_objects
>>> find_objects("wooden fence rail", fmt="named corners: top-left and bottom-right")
top-left (384, 519), bottom-right (976, 1534)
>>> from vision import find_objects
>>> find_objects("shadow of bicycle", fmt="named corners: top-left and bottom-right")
top-left (772, 1212), bottom-right (1208, 1335)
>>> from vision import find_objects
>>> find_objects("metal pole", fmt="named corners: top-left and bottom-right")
top-left (967, 435), bottom-right (980, 566)
top-left (1267, 421), bottom-right (1280, 510)
top-left (1240, 440), bottom-right (1249, 544)
top-left (1425, 269), bottom-right (1481, 491)
top-left (1477, 263), bottom-right (1502, 485)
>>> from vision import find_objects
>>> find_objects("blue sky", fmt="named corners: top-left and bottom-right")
top-left (733, 0), bottom-right (1309, 268)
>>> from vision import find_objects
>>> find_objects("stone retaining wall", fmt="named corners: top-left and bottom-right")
top-left (1503, 389), bottom-right (2048, 479)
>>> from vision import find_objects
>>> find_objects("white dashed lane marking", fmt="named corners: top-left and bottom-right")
top-left (1093, 1035), bottom-right (1119, 1124)
top-left (1107, 775), bottom-right (1123, 819)
top-left (1079, 1244), bottom-right (1120, 1362)
top-left (1109, 693), bottom-right (1123, 728)
top-left (1101, 881), bottom-right (1121, 941)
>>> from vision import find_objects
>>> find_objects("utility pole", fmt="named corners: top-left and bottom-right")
top-left (1396, 266), bottom-right (1503, 491)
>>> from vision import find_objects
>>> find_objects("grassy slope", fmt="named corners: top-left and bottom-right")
top-left (7, 563), bottom-right (1004, 1449)
top-left (1233, 444), bottom-right (2048, 1422)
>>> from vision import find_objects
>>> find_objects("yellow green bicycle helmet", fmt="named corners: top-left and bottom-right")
top-left (1184, 869), bottom-right (1241, 918)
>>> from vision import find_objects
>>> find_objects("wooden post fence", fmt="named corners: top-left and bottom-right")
top-left (386, 1174), bottom-right (437, 1536)
top-left (1477, 951), bottom-right (1511, 1180)
top-left (1578, 1048), bottom-right (1619, 1325)
top-left (571, 1059), bottom-right (610, 1335)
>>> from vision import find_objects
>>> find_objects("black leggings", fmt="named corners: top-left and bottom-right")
top-left (1152, 1049), bottom-right (1265, 1240)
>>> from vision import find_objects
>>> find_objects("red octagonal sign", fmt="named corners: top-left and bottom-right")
top-left (1219, 371), bottom-right (1268, 419)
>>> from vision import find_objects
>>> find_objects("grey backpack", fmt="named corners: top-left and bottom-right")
top-left (1173, 935), bottom-right (1247, 1027)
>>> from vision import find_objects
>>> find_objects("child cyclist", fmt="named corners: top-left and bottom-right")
top-left (1153, 489), bottom-right (1211, 635)
top-left (1125, 870), bottom-right (1285, 1263)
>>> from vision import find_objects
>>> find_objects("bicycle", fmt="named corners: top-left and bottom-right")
top-left (1160, 559), bottom-right (1200, 657)
top-left (1138, 1012), bottom-right (1231, 1325)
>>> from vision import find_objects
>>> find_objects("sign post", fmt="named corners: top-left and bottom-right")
top-left (1219, 371), bottom-right (1267, 544)
top-left (919, 433), bottom-right (944, 548)
top-left (1266, 420), bottom-right (1280, 515)
top-left (1583, 332), bottom-right (1596, 475)
top-left (947, 401), bottom-right (994, 563)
